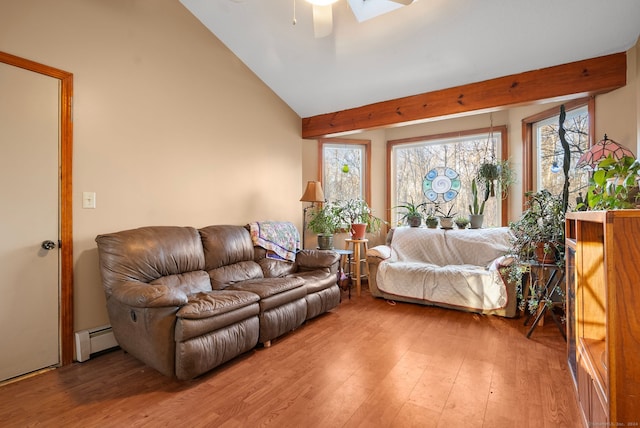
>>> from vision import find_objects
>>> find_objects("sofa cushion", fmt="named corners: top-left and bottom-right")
top-left (96, 226), bottom-right (205, 296)
top-left (227, 276), bottom-right (303, 298)
top-left (207, 260), bottom-right (264, 290)
top-left (150, 271), bottom-right (212, 296)
top-left (228, 277), bottom-right (306, 312)
top-left (199, 225), bottom-right (255, 270)
top-left (255, 253), bottom-right (297, 278)
top-left (295, 249), bottom-right (340, 270)
top-left (391, 227), bottom-right (511, 267)
top-left (291, 270), bottom-right (337, 294)
top-left (176, 290), bottom-right (259, 319)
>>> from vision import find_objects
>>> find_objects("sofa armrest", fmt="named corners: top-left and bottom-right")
top-left (111, 281), bottom-right (189, 308)
top-left (366, 245), bottom-right (393, 264)
top-left (296, 249), bottom-right (340, 270)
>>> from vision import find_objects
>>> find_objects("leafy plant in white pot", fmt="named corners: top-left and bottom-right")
top-left (306, 202), bottom-right (341, 250)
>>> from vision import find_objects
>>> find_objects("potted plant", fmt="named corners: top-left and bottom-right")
top-left (336, 199), bottom-right (383, 239)
top-left (581, 154), bottom-right (640, 210)
top-left (454, 216), bottom-right (469, 229)
top-left (394, 199), bottom-right (426, 227)
top-left (307, 202), bottom-right (341, 249)
top-left (468, 178), bottom-right (487, 229)
top-left (436, 205), bottom-right (456, 229)
top-left (506, 189), bottom-right (566, 314)
top-left (477, 159), bottom-right (515, 199)
top-left (424, 206), bottom-right (439, 229)
top-left (509, 189), bottom-right (565, 264)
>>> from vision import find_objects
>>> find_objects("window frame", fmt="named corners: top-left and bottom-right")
top-left (318, 137), bottom-right (372, 205)
top-left (387, 126), bottom-right (509, 227)
top-left (521, 97), bottom-right (594, 208)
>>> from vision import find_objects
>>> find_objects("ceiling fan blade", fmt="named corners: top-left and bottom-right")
top-left (388, 0), bottom-right (415, 4)
top-left (312, 4), bottom-right (333, 38)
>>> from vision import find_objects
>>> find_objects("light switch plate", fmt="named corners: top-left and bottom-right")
top-left (82, 192), bottom-right (96, 209)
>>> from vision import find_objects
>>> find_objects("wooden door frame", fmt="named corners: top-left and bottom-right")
top-left (0, 51), bottom-right (73, 366)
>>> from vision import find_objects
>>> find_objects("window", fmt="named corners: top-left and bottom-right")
top-left (318, 138), bottom-right (371, 203)
top-left (388, 127), bottom-right (508, 227)
top-left (523, 98), bottom-right (593, 208)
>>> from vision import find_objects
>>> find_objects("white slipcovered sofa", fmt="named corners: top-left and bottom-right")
top-left (366, 227), bottom-right (516, 318)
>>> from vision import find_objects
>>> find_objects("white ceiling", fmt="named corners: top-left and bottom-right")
top-left (180, 0), bottom-right (640, 119)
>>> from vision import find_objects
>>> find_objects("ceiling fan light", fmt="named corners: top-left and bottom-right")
top-left (305, 0), bottom-right (339, 6)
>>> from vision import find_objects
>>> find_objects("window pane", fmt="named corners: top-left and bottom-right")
top-left (534, 105), bottom-right (589, 206)
top-left (391, 132), bottom-right (502, 227)
top-left (322, 144), bottom-right (365, 201)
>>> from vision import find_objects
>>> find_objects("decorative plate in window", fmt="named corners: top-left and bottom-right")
top-left (423, 167), bottom-right (461, 202)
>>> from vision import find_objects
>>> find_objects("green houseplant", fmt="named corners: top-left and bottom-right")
top-left (477, 159), bottom-right (515, 199)
top-left (394, 199), bottom-right (426, 227)
top-left (506, 189), bottom-right (566, 313)
top-left (424, 205), bottom-right (439, 228)
top-left (468, 178), bottom-right (487, 229)
top-left (307, 202), bottom-right (342, 249)
top-left (509, 189), bottom-right (565, 263)
top-left (336, 199), bottom-right (383, 239)
top-left (581, 154), bottom-right (640, 210)
top-left (454, 216), bottom-right (469, 229)
top-left (436, 204), bottom-right (457, 229)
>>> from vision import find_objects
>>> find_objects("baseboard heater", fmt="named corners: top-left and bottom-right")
top-left (74, 325), bottom-right (119, 362)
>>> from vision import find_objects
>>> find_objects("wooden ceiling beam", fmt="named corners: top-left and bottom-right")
top-left (301, 52), bottom-right (626, 139)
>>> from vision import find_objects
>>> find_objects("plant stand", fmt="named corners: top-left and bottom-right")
top-left (523, 262), bottom-right (566, 340)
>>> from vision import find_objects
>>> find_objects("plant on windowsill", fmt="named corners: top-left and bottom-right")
top-left (424, 205), bottom-right (439, 229)
top-left (454, 216), bottom-right (469, 229)
top-left (307, 202), bottom-right (342, 250)
top-left (393, 199), bottom-right (427, 227)
top-left (436, 205), bottom-right (457, 229)
top-left (468, 178), bottom-right (487, 229)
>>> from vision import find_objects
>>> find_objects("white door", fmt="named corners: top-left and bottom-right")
top-left (0, 62), bottom-right (60, 381)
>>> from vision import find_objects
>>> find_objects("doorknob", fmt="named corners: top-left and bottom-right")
top-left (41, 240), bottom-right (56, 250)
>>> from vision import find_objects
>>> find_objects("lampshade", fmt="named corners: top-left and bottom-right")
top-left (300, 181), bottom-right (325, 203)
top-left (576, 134), bottom-right (635, 170)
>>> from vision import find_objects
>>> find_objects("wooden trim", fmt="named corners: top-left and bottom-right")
top-left (302, 53), bottom-right (626, 139)
top-left (521, 97), bottom-right (594, 208)
top-left (387, 126), bottom-right (510, 226)
top-left (500, 128), bottom-right (509, 226)
top-left (317, 138), bottom-right (372, 205)
top-left (0, 51), bottom-right (74, 366)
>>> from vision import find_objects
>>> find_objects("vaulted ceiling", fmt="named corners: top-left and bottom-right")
top-left (180, 0), bottom-right (640, 124)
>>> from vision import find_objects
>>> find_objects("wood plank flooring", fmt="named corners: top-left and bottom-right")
top-left (0, 289), bottom-right (581, 427)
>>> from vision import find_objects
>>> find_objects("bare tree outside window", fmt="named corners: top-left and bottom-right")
top-left (319, 139), bottom-right (371, 204)
top-left (390, 128), bottom-right (506, 227)
top-left (534, 105), bottom-right (590, 205)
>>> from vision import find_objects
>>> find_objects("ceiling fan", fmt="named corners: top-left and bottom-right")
top-left (305, 0), bottom-right (416, 38)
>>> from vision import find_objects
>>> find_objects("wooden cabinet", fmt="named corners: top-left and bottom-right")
top-left (566, 210), bottom-right (640, 427)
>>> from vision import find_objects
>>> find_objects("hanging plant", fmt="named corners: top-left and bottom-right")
top-left (477, 159), bottom-right (515, 199)
top-left (478, 162), bottom-right (500, 196)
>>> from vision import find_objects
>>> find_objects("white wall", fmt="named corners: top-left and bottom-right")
top-left (0, 0), bottom-right (304, 331)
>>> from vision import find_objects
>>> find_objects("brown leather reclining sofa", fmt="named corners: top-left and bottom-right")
top-left (95, 224), bottom-right (340, 380)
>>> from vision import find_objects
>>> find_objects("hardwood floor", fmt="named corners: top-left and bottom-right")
top-left (0, 289), bottom-right (581, 427)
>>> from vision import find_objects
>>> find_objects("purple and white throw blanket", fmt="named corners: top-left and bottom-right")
top-left (249, 221), bottom-right (300, 262)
